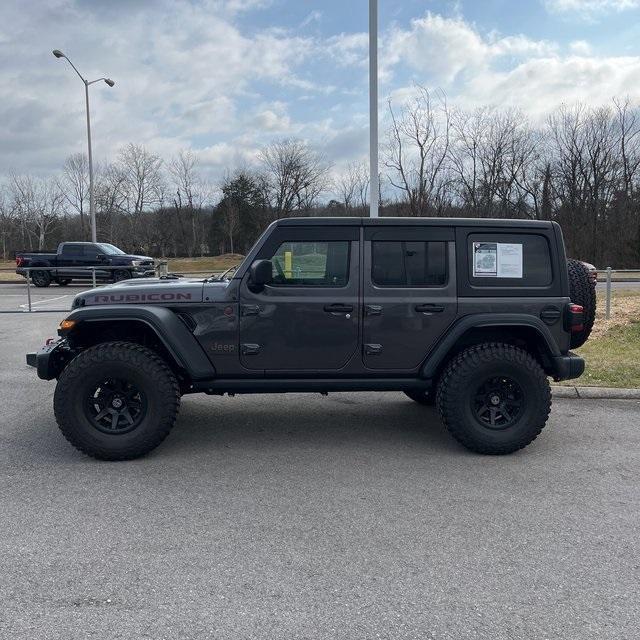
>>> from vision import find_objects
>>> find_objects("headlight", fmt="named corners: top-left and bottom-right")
top-left (131, 260), bottom-right (143, 267)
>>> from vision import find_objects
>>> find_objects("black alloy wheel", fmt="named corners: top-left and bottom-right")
top-left (84, 378), bottom-right (147, 435)
top-left (472, 376), bottom-right (524, 429)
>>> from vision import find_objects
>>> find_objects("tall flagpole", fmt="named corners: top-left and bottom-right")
top-left (369, 0), bottom-right (379, 217)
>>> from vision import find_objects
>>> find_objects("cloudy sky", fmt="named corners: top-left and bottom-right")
top-left (2, 0), bottom-right (640, 182)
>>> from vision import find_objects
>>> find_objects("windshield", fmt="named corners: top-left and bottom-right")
top-left (97, 243), bottom-right (126, 255)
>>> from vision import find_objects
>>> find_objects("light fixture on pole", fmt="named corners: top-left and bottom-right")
top-left (52, 49), bottom-right (115, 242)
top-left (369, 0), bottom-right (379, 218)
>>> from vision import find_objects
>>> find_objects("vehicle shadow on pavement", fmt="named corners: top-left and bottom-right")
top-left (166, 392), bottom-right (460, 457)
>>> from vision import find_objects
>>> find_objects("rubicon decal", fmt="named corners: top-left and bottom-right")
top-left (88, 292), bottom-right (193, 304)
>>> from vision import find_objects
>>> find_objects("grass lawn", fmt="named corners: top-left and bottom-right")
top-left (0, 260), bottom-right (21, 281)
top-left (568, 289), bottom-right (640, 388)
top-left (165, 254), bottom-right (244, 275)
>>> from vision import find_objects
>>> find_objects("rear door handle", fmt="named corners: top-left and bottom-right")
top-left (324, 304), bottom-right (353, 314)
top-left (364, 304), bottom-right (383, 316)
top-left (415, 304), bottom-right (445, 313)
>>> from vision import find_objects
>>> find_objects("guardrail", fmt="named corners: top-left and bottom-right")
top-left (601, 268), bottom-right (640, 319)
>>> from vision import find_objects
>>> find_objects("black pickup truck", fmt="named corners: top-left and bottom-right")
top-left (15, 242), bottom-right (155, 287)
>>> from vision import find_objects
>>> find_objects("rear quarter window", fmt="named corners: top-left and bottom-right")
top-left (467, 233), bottom-right (553, 288)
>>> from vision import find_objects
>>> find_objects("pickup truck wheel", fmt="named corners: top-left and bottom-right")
top-left (436, 343), bottom-right (551, 455)
top-left (31, 270), bottom-right (51, 287)
top-left (53, 341), bottom-right (180, 461)
top-left (404, 390), bottom-right (435, 406)
top-left (113, 269), bottom-right (131, 282)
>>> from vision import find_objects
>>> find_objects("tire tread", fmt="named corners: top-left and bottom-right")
top-left (54, 341), bottom-right (180, 460)
top-left (436, 342), bottom-right (551, 455)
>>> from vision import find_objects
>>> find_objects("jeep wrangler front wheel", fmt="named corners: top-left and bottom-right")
top-left (54, 341), bottom-right (180, 460)
top-left (436, 343), bottom-right (551, 455)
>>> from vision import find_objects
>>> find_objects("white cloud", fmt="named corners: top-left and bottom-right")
top-left (0, 0), bottom-right (322, 177)
top-left (569, 39), bottom-right (593, 54)
top-left (386, 13), bottom-right (640, 120)
top-left (383, 13), bottom-right (557, 83)
top-left (326, 32), bottom-right (369, 67)
top-left (545, 0), bottom-right (640, 16)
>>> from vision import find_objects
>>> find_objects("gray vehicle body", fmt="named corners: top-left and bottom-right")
top-left (28, 217), bottom-right (584, 391)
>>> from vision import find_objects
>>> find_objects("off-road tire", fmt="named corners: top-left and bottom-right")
top-left (436, 343), bottom-right (551, 455)
top-left (567, 258), bottom-right (596, 349)
top-left (404, 390), bottom-right (436, 406)
top-left (54, 341), bottom-right (180, 461)
top-left (113, 269), bottom-right (131, 282)
top-left (31, 270), bottom-right (51, 287)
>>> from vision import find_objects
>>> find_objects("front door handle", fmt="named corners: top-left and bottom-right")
top-left (324, 304), bottom-right (353, 314)
top-left (415, 303), bottom-right (445, 313)
top-left (365, 304), bottom-right (383, 316)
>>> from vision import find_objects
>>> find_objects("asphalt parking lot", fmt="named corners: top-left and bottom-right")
top-left (1, 312), bottom-right (639, 639)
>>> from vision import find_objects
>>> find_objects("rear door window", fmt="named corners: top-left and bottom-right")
top-left (372, 241), bottom-right (447, 287)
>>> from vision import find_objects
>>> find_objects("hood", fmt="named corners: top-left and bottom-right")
top-left (113, 254), bottom-right (154, 263)
top-left (72, 277), bottom-right (221, 307)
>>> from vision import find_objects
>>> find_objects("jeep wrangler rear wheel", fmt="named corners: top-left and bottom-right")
top-left (436, 343), bottom-right (551, 455)
top-left (54, 341), bottom-right (180, 460)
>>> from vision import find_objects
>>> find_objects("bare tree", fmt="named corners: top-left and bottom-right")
top-left (333, 161), bottom-right (369, 212)
top-left (449, 106), bottom-right (531, 217)
top-left (260, 138), bottom-right (331, 218)
top-left (220, 199), bottom-right (240, 254)
top-left (10, 175), bottom-right (63, 249)
top-left (168, 150), bottom-right (205, 257)
top-left (59, 153), bottom-right (89, 239)
top-left (0, 182), bottom-right (17, 259)
top-left (118, 143), bottom-right (165, 215)
top-left (384, 86), bottom-right (451, 216)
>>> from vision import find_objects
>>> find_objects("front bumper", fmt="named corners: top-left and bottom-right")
top-left (26, 340), bottom-right (70, 380)
top-left (551, 353), bottom-right (585, 381)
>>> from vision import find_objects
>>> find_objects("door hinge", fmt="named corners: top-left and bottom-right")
top-left (241, 343), bottom-right (261, 355)
top-left (364, 343), bottom-right (383, 355)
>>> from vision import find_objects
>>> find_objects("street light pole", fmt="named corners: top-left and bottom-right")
top-left (84, 80), bottom-right (96, 242)
top-left (52, 50), bottom-right (115, 243)
top-left (369, 0), bottom-right (379, 218)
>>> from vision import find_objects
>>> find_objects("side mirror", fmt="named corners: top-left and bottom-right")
top-left (249, 259), bottom-right (273, 290)
top-left (95, 253), bottom-right (106, 261)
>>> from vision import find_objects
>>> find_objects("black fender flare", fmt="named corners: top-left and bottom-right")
top-left (421, 313), bottom-right (561, 378)
top-left (65, 305), bottom-right (216, 380)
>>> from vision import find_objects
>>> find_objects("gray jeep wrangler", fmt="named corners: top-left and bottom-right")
top-left (27, 217), bottom-right (593, 460)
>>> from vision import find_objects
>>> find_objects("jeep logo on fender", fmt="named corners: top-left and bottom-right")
top-left (89, 292), bottom-right (193, 304)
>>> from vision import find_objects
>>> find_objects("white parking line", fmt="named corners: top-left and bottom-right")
top-left (18, 294), bottom-right (71, 309)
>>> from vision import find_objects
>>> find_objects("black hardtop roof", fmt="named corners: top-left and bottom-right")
top-left (275, 216), bottom-right (554, 229)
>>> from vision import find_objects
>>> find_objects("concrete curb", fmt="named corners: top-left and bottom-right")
top-left (552, 385), bottom-right (640, 400)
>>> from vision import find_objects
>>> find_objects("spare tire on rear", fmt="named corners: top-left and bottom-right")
top-left (567, 259), bottom-right (596, 349)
